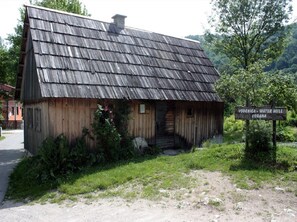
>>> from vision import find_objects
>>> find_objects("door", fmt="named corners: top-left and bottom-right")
top-left (156, 102), bottom-right (175, 148)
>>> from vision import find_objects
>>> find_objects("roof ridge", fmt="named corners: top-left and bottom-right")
top-left (24, 4), bottom-right (200, 44)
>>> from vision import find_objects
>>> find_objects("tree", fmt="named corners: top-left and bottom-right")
top-left (30, 0), bottom-right (89, 16)
top-left (4, 0), bottom-right (90, 87)
top-left (210, 0), bottom-right (293, 159)
top-left (209, 0), bottom-right (292, 70)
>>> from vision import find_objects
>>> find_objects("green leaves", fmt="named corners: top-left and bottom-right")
top-left (210, 0), bottom-right (292, 69)
top-left (30, 0), bottom-right (90, 16)
top-left (215, 62), bottom-right (297, 109)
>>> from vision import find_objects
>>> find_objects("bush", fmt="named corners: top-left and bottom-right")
top-left (245, 121), bottom-right (274, 162)
top-left (92, 103), bottom-right (136, 163)
top-left (92, 107), bottom-right (121, 162)
top-left (277, 126), bottom-right (297, 142)
top-left (223, 115), bottom-right (245, 143)
top-left (286, 110), bottom-right (297, 127)
top-left (38, 129), bottom-right (94, 181)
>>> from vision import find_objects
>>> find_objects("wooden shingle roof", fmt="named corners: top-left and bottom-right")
top-left (16, 5), bottom-right (222, 102)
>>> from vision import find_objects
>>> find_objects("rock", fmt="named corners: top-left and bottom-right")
top-left (132, 137), bottom-right (148, 154)
top-left (162, 149), bottom-right (180, 156)
top-left (274, 187), bottom-right (285, 192)
top-left (284, 208), bottom-right (295, 217)
top-left (235, 202), bottom-right (244, 211)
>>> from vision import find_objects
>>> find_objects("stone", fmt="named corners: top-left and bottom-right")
top-left (235, 202), bottom-right (244, 211)
top-left (132, 137), bottom-right (148, 154)
top-left (274, 187), bottom-right (285, 192)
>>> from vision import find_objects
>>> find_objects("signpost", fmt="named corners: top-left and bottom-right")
top-left (235, 106), bottom-right (287, 150)
top-left (235, 107), bottom-right (286, 120)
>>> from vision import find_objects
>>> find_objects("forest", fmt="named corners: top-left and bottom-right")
top-left (186, 23), bottom-right (297, 83)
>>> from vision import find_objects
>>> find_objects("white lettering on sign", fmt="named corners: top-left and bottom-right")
top-left (259, 109), bottom-right (272, 113)
top-left (238, 109), bottom-right (256, 113)
top-left (252, 114), bottom-right (267, 119)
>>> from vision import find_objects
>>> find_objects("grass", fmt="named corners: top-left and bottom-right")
top-left (6, 143), bottom-right (297, 203)
top-left (0, 136), bottom-right (5, 141)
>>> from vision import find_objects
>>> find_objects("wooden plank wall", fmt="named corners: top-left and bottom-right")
top-left (24, 98), bottom-right (98, 154)
top-left (128, 101), bottom-right (155, 144)
top-left (24, 99), bottom-right (223, 154)
top-left (175, 101), bottom-right (223, 147)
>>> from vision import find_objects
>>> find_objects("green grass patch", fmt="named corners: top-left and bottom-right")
top-left (6, 143), bottom-right (297, 202)
top-left (0, 136), bottom-right (5, 141)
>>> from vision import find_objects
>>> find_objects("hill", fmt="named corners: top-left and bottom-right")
top-left (186, 23), bottom-right (297, 81)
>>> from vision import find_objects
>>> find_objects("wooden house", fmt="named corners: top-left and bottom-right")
top-left (0, 84), bottom-right (23, 129)
top-left (15, 5), bottom-right (224, 154)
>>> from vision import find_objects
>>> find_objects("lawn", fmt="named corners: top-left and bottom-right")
top-left (6, 143), bottom-right (297, 203)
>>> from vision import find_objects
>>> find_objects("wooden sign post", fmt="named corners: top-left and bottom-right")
top-left (235, 106), bottom-right (287, 150)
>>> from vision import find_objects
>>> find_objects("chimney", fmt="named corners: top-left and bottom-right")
top-left (112, 14), bottom-right (127, 29)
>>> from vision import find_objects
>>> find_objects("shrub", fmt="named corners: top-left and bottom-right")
top-left (38, 129), bottom-right (94, 181)
top-left (92, 102), bottom-right (137, 163)
top-left (92, 105), bottom-right (121, 162)
top-left (39, 134), bottom-right (70, 179)
top-left (245, 121), bottom-right (274, 162)
top-left (223, 115), bottom-right (245, 143)
top-left (277, 126), bottom-right (297, 142)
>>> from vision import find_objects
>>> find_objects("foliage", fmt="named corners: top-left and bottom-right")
top-left (208, 0), bottom-right (292, 70)
top-left (276, 126), bottom-right (297, 142)
top-left (7, 143), bottom-right (297, 201)
top-left (216, 62), bottom-right (267, 106)
top-left (245, 121), bottom-right (275, 162)
top-left (266, 23), bottom-right (297, 75)
top-left (286, 110), bottom-right (297, 127)
top-left (223, 115), bottom-right (244, 143)
top-left (0, 37), bottom-right (18, 85)
top-left (37, 129), bottom-right (94, 181)
top-left (113, 100), bottom-right (136, 160)
top-left (30, 0), bottom-right (90, 16)
top-left (92, 105), bottom-right (121, 162)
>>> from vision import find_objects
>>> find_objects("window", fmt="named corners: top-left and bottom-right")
top-left (16, 104), bottom-right (19, 115)
top-left (34, 108), bottom-right (41, 132)
top-left (139, 103), bottom-right (150, 114)
top-left (11, 107), bottom-right (15, 115)
top-left (27, 108), bottom-right (33, 128)
top-left (139, 104), bottom-right (146, 114)
top-left (187, 108), bottom-right (193, 117)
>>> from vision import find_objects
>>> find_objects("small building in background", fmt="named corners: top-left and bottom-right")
top-left (0, 84), bottom-right (23, 129)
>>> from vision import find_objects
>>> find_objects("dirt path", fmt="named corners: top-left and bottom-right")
top-left (1, 171), bottom-right (296, 222)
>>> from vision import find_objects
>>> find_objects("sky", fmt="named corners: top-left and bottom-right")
top-left (0, 0), bottom-right (297, 41)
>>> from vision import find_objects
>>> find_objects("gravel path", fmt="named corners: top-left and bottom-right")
top-left (1, 171), bottom-right (296, 222)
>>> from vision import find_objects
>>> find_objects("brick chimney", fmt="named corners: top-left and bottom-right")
top-left (112, 14), bottom-right (127, 29)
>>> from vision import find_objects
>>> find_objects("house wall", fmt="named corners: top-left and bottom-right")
top-left (175, 101), bottom-right (224, 147)
top-left (24, 98), bottom-right (98, 154)
top-left (0, 99), bottom-right (23, 129)
top-left (128, 101), bottom-right (156, 144)
top-left (24, 99), bottom-right (223, 154)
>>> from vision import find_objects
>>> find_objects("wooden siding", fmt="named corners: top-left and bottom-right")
top-left (175, 101), bottom-right (223, 147)
top-left (24, 99), bottom-right (98, 154)
top-left (21, 30), bottom-right (42, 102)
top-left (24, 99), bottom-right (223, 153)
top-left (128, 101), bottom-right (155, 144)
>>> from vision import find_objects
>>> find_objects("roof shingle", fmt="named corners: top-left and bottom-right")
top-left (19, 5), bottom-right (222, 102)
